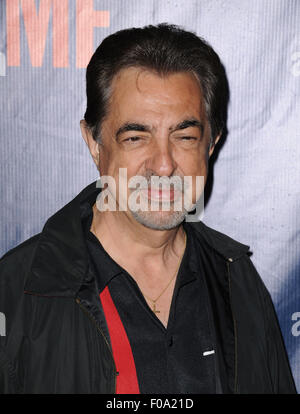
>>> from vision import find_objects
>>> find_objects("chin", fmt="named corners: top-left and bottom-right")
top-left (130, 209), bottom-right (187, 230)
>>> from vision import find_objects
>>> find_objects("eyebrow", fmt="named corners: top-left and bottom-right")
top-left (115, 118), bottom-right (204, 140)
top-left (116, 123), bottom-right (151, 140)
top-left (171, 119), bottom-right (204, 135)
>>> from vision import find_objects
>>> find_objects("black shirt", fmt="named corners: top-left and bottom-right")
top-left (83, 205), bottom-right (217, 394)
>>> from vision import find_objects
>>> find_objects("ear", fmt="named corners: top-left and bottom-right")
top-left (208, 132), bottom-right (222, 157)
top-left (80, 120), bottom-right (100, 169)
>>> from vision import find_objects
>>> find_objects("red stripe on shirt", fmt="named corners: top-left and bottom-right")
top-left (99, 286), bottom-right (140, 394)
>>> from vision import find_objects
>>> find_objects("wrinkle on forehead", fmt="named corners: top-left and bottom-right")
top-left (106, 66), bottom-right (208, 136)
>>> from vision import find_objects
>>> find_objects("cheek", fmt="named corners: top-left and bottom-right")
top-left (98, 145), bottom-right (122, 176)
top-left (98, 149), bottom-right (143, 190)
top-left (199, 155), bottom-right (209, 176)
top-left (179, 149), bottom-right (209, 177)
top-left (98, 151), bottom-right (111, 176)
top-left (180, 153), bottom-right (209, 202)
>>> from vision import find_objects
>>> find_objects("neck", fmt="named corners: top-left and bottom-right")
top-left (90, 205), bottom-right (186, 266)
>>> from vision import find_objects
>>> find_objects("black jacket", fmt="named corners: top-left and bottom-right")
top-left (0, 183), bottom-right (296, 394)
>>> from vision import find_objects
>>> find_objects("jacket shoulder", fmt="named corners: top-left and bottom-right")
top-left (0, 234), bottom-right (41, 286)
top-left (1, 233), bottom-right (40, 261)
top-left (188, 220), bottom-right (250, 260)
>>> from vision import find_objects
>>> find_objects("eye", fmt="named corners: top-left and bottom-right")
top-left (119, 135), bottom-right (149, 149)
top-left (178, 136), bottom-right (198, 141)
top-left (124, 136), bottom-right (141, 142)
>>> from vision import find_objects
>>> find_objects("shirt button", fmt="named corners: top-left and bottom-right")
top-left (168, 336), bottom-right (173, 347)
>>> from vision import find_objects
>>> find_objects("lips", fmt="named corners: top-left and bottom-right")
top-left (139, 187), bottom-right (180, 202)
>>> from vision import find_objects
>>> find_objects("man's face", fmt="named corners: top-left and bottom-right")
top-left (86, 67), bottom-right (216, 230)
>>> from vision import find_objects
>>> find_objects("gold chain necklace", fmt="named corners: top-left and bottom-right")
top-left (141, 232), bottom-right (187, 315)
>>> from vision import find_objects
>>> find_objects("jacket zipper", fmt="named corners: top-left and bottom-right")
top-left (226, 259), bottom-right (238, 394)
top-left (75, 297), bottom-right (117, 393)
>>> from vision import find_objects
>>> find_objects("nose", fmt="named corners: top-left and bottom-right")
top-left (145, 140), bottom-right (177, 177)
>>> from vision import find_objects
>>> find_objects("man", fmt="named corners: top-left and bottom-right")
top-left (0, 24), bottom-right (296, 394)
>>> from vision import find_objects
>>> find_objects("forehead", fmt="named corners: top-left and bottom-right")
top-left (107, 67), bottom-right (206, 123)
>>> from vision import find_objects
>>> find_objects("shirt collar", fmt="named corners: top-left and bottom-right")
top-left (81, 197), bottom-right (123, 292)
top-left (176, 222), bottom-right (200, 287)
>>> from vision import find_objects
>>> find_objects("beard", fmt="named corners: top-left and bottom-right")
top-left (127, 173), bottom-right (192, 230)
top-left (130, 202), bottom-right (188, 230)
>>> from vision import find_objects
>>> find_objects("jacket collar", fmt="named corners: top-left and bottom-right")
top-left (24, 182), bottom-right (98, 297)
top-left (24, 182), bottom-right (249, 297)
top-left (191, 221), bottom-right (249, 262)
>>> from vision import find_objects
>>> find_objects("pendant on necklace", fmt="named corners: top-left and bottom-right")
top-left (153, 303), bottom-right (160, 314)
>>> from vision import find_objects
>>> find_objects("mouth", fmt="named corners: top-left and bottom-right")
top-left (139, 187), bottom-right (181, 202)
